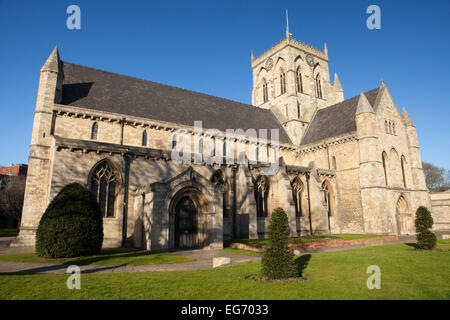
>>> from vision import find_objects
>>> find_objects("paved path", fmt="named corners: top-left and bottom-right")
top-left (0, 235), bottom-right (417, 275)
top-left (0, 247), bottom-right (261, 274)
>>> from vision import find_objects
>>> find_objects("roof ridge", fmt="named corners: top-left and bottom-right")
top-left (317, 87), bottom-right (381, 112)
top-left (62, 61), bottom-right (264, 111)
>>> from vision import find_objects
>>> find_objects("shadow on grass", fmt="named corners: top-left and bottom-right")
top-left (294, 254), bottom-right (311, 277)
top-left (405, 243), bottom-right (418, 249)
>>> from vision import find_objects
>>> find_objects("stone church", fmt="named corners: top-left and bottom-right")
top-left (13, 28), bottom-right (433, 250)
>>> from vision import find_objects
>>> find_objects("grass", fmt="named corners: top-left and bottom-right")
top-left (220, 248), bottom-right (262, 256)
top-left (228, 233), bottom-right (383, 246)
top-left (0, 228), bottom-right (18, 237)
top-left (0, 248), bottom-right (195, 266)
top-left (0, 240), bottom-right (449, 300)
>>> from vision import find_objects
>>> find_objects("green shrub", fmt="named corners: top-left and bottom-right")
top-left (415, 206), bottom-right (436, 250)
top-left (261, 208), bottom-right (298, 280)
top-left (36, 183), bottom-right (103, 258)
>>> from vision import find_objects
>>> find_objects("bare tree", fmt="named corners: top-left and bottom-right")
top-left (422, 162), bottom-right (450, 192)
top-left (0, 175), bottom-right (26, 224)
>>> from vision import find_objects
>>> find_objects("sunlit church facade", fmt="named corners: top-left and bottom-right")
top-left (13, 27), bottom-right (433, 250)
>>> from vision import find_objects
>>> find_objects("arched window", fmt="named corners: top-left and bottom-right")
top-left (198, 138), bottom-right (203, 154)
top-left (211, 170), bottom-right (228, 217)
top-left (332, 156), bottom-right (337, 170)
top-left (142, 130), bottom-right (147, 146)
top-left (385, 120), bottom-right (389, 134)
top-left (172, 134), bottom-right (177, 150)
top-left (392, 122), bottom-right (396, 135)
top-left (291, 177), bottom-right (304, 217)
top-left (389, 121), bottom-right (392, 134)
top-left (262, 80), bottom-right (268, 103)
top-left (90, 161), bottom-right (118, 217)
top-left (254, 176), bottom-right (269, 217)
top-left (315, 74), bottom-right (323, 99)
top-left (280, 71), bottom-right (286, 94)
top-left (296, 67), bottom-right (303, 93)
top-left (91, 122), bottom-right (98, 140)
top-left (297, 102), bottom-right (301, 119)
top-left (382, 152), bottom-right (388, 185)
top-left (401, 156), bottom-right (407, 188)
top-left (223, 139), bottom-right (227, 158)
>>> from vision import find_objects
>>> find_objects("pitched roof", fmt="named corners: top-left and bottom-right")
top-left (301, 88), bottom-right (380, 145)
top-left (60, 62), bottom-right (291, 143)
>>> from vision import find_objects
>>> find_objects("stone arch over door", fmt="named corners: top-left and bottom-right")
top-left (160, 167), bottom-right (223, 250)
top-left (169, 186), bottom-right (211, 249)
top-left (396, 195), bottom-right (413, 235)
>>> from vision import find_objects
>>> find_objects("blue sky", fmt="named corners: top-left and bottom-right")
top-left (0, 0), bottom-right (449, 168)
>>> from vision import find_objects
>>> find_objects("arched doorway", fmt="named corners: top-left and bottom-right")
top-left (396, 195), bottom-right (412, 235)
top-left (174, 196), bottom-right (198, 249)
top-left (169, 186), bottom-right (211, 250)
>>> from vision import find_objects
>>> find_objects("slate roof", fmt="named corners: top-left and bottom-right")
top-left (60, 62), bottom-right (291, 144)
top-left (301, 88), bottom-right (380, 146)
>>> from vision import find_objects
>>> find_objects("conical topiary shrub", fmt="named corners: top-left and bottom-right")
top-left (36, 183), bottom-right (103, 258)
top-left (261, 207), bottom-right (298, 280)
top-left (415, 206), bottom-right (436, 250)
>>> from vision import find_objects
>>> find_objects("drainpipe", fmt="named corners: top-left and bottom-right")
top-left (306, 173), bottom-right (313, 235)
top-left (122, 154), bottom-right (130, 247)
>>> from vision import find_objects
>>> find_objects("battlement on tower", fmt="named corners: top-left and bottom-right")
top-left (251, 36), bottom-right (328, 68)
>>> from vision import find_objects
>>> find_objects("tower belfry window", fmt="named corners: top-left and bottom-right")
top-left (280, 72), bottom-right (286, 95)
top-left (315, 74), bottom-right (323, 99)
top-left (296, 67), bottom-right (303, 93)
top-left (262, 80), bottom-right (268, 103)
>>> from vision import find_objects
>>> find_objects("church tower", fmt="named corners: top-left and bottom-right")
top-left (251, 14), bottom-right (344, 144)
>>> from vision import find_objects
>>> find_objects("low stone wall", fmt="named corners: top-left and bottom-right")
top-left (228, 235), bottom-right (398, 253)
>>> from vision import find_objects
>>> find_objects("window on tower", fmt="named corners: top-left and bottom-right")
top-left (315, 74), bottom-right (323, 99)
top-left (262, 80), bottom-right (268, 103)
top-left (280, 72), bottom-right (286, 95)
top-left (296, 67), bottom-right (303, 93)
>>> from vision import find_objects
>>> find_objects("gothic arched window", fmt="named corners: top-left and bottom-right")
top-left (296, 67), bottom-right (303, 93)
top-left (172, 134), bottom-right (177, 150)
top-left (211, 170), bottom-right (228, 217)
top-left (90, 161), bottom-right (118, 218)
top-left (401, 156), bottom-right (407, 188)
top-left (254, 176), bottom-right (269, 217)
top-left (142, 130), bottom-right (147, 147)
top-left (315, 74), bottom-right (323, 99)
top-left (392, 122), bottom-right (396, 135)
top-left (198, 138), bottom-right (203, 154)
top-left (382, 152), bottom-right (389, 185)
top-left (385, 120), bottom-right (389, 134)
top-left (91, 122), bottom-right (98, 140)
top-left (280, 71), bottom-right (286, 95)
top-left (291, 177), bottom-right (304, 217)
top-left (262, 80), bottom-right (268, 103)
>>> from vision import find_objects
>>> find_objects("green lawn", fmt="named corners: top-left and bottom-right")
top-left (0, 248), bottom-right (195, 266)
top-left (0, 241), bottom-right (449, 300)
top-left (228, 233), bottom-right (383, 246)
top-left (0, 228), bottom-right (18, 237)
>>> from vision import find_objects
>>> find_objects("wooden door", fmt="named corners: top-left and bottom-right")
top-left (175, 196), bottom-right (198, 249)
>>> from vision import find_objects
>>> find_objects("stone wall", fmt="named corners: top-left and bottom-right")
top-left (430, 192), bottom-right (450, 231)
